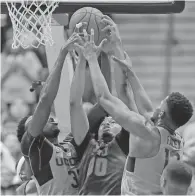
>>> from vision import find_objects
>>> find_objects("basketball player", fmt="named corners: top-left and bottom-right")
top-left (16, 29), bottom-right (84, 195)
top-left (16, 156), bottom-right (38, 195)
top-left (112, 54), bottom-right (193, 194)
top-left (182, 122), bottom-right (195, 194)
top-left (75, 18), bottom-right (193, 195)
top-left (16, 180), bottom-right (37, 195)
top-left (160, 160), bottom-right (192, 195)
top-left (73, 27), bottom-right (131, 195)
top-left (100, 15), bottom-right (194, 194)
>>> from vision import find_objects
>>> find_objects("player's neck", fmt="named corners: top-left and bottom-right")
top-left (158, 121), bottom-right (175, 135)
top-left (48, 137), bottom-right (58, 145)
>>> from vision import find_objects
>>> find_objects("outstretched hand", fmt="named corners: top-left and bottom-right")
top-left (64, 22), bottom-right (87, 52)
top-left (100, 15), bottom-right (122, 54)
top-left (74, 29), bottom-right (107, 61)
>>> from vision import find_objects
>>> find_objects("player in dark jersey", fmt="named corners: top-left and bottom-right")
top-left (73, 26), bottom-right (133, 195)
top-left (75, 15), bottom-right (193, 195)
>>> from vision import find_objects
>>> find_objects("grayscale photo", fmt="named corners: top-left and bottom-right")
top-left (0, 0), bottom-right (195, 195)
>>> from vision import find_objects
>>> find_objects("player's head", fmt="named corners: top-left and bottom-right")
top-left (16, 115), bottom-right (60, 143)
top-left (161, 160), bottom-right (192, 195)
top-left (98, 116), bottom-right (121, 143)
top-left (16, 156), bottom-right (31, 181)
top-left (152, 92), bottom-right (193, 129)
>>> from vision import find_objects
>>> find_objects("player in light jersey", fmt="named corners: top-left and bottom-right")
top-left (160, 160), bottom-right (192, 195)
top-left (75, 16), bottom-right (194, 194)
top-left (111, 54), bottom-right (193, 194)
top-left (16, 156), bottom-right (38, 195)
top-left (16, 28), bottom-right (85, 195)
top-left (182, 122), bottom-right (195, 195)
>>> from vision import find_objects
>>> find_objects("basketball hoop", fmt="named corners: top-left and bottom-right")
top-left (6, 0), bottom-right (59, 49)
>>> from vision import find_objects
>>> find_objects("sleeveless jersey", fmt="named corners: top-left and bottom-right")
top-left (79, 138), bottom-right (127, 195)
top-left (121, 127), bottom-right (183, 195)
top-left (21, 132), bottom-right (79, 195)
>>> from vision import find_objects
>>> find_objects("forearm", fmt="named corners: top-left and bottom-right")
top-left (70, 57), bottom-right (86, 105)
top-left (100, 52), bottom-right (112, 92)
top-left (112, 47), bottom-right (138, 112)
top-left (40, 47), bottom-right (68, 104)
top-left (114, 62), bottom-right (138, 113)
top-left (126, 68), bottom-right (153, 116)
top-left (88, 55), bottom-right (111, 101)
top-left (27, 47), bottom-right (68, 137)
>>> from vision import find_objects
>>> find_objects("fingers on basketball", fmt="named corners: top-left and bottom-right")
top-left (102, 15), bottom-right (113, 21)
top-left (101, 25), bottom-right (112, 36)
top-left (75, 22), bottom-right (87, 33)
top-left (90, 29), bottom-right (95, 43)
top-left (83, 29), bottom-right (89, 42)
top-left (101, 18), bottom-right (113, 26)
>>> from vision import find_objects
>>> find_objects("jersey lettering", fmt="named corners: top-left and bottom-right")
top-left (94, 157), bottom-right (108, 176)
top-left (163, 135), bottom-right (182, 169)
top-left (87, 145), bottom-right (108, 177)
top-left (55, 157), bottom-right (79, 167)
top-left (68, 168), bottom-right (79, 188)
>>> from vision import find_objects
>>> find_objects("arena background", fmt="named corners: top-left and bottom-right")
top-left (1, 1), bottom-right (195, 195)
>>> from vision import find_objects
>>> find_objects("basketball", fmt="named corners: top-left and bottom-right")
top-left (69, 7), bottom-right (107, 45)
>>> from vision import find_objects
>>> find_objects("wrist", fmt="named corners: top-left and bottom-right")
top-left (61, 45), bottom-right (69, 55)
top-left (87, 54), bottom-right (98, 62)
top-left (80, 55), bottom-right (86, 64)
top-left (112, 43), bottom-right (125, 60)
top-left (126, 68), bottom-right (134, 77)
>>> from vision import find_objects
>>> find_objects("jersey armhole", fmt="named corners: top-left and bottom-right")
top-left (115, 128), bottom-right (129, 156)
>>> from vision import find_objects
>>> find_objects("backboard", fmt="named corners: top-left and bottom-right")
top-left (1, 0), bottom-right (185, 14)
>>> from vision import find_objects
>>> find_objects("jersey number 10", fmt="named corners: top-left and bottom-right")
top-left (87, 156), bottom-right (108, 177)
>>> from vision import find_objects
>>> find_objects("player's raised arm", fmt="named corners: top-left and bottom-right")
top-left (101, 15), bottom-right (138, 113)
top-left (87, 52), bottom-right (111, 135)
top-left (112, 55), bottom-right (154, 120)
top-left (27, 33), bottom-right (80, 138)
top-left (70, 45), bottom-right (89, 145)
top-left (70, 31), bottom-right (111, 145)
top-left (75, 29), bottom-right (160, 141)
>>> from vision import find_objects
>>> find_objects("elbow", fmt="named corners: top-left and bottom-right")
top-left (96, 92), bottom-right (109, 106)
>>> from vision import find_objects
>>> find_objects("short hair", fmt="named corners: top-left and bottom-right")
top-left (16, 115), bottom-right (30, 142)
top-left (166, 92), bottom-right (193, 127)
top-left (163, 160), bottom-right (192, 186)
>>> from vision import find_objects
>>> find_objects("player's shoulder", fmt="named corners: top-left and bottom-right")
top-left (145, 119), bottom-right (161, 141)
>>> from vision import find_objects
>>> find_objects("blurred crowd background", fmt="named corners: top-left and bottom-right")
top-left (1, 1), bottom-right (195, 195)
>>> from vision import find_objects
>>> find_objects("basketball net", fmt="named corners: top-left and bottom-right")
top-left (6, 0), bottom-right (59, 49)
